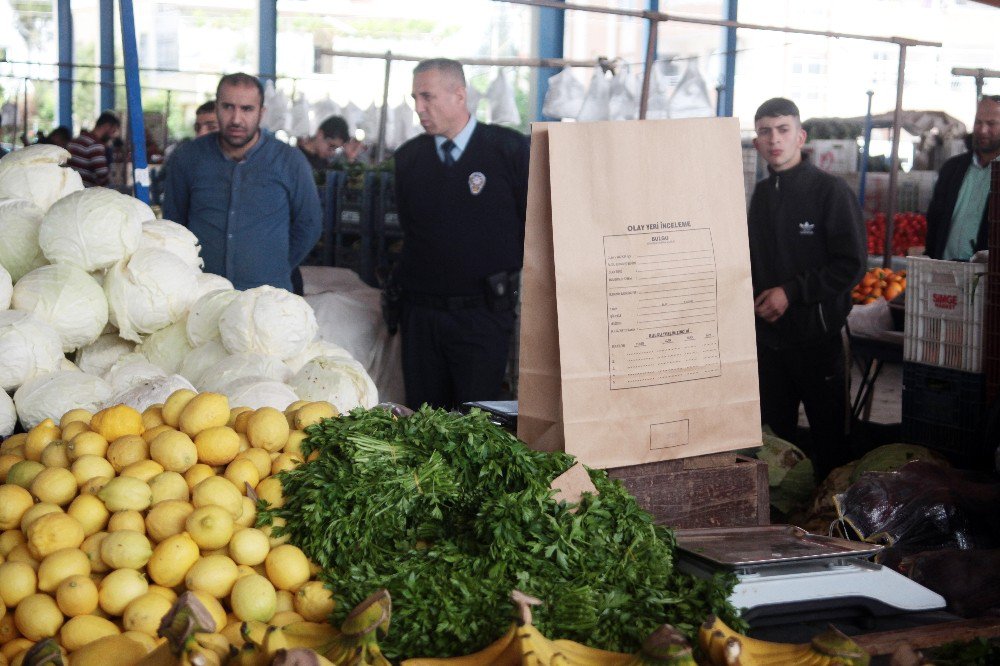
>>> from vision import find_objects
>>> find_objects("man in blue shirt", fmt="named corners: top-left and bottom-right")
top-left (163, 73), bottom-right (322, 292)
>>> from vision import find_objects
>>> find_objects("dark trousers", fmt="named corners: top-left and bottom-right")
top-left (757, 333), bottom-right (848, 480)
top-left (400, 303), bottom-right (514, 411)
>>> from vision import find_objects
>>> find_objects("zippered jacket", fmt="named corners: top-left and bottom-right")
top-left (748, 159), bottom-right (866, 349)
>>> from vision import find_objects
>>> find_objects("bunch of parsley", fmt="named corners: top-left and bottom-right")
top-left (258, 407), bottom-right (744, 660)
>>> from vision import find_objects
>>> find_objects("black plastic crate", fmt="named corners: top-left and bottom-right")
top-left (901, 361), bottom-right (987, 459)
top-left (331, 169), bottom-right (378, 286)
top-left (374, 171), bottom-right (402, 286)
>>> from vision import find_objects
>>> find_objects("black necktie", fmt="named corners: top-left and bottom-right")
top-left (441, 139), bottom-right (456, 167)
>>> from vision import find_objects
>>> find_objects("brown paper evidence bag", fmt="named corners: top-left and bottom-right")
top-left (517, 119), bottom-right (761, 469)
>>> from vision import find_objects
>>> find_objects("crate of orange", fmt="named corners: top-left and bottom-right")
top-left (852, 267), bottom-right (907, 305)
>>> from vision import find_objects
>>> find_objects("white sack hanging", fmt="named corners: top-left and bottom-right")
top-left (289, 94), bottom-right (312, 137)
top-left (576, 66), bottom-right (612, 122)
top-left (608, 64), bottom-right (639, 121)
top-left (667, 57), bottom-right (715, 119)
top-left (485, 69), bottom-right (521, 126)
top-left (541, 66), bottom-right (586, 120)
top-left (645, 60), bottom-right (672, 120)
top-left (260, 80), bottom-right (290, 132)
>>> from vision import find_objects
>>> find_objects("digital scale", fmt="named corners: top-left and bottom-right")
top-left (675, 525), bottom-right (946, 627)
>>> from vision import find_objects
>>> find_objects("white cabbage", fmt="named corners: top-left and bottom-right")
top-left (13, 370), bottom-right (112, 429)
top-left (60, 358), bottom-right (81, 372)
top-left (0, 198), bottom-right (48, 282)
top-left (140, 219), bottom-right (204, 270)
top-left (0, 390), bottom-right (15, 437)
top-left (221, 376), bottom-right (299, 411)
top-left (288, 356), bottom-right (378, 413)
top-left (137, 318), bottom-right (193, 374)
top-left (0, 145), bottom-right (84, 212)
top-left (104, 374), bottom-right (195, 413)
top-left (186, 289), bottom-right (240, 347)
top-left (0, 264), bottom-right (10, 310)
top-left (198, 353), bottom-right (292, 393)
top-left (0, 310), bottom-right (65, 392)
top-left (104, 248), bottom-right (200, 342)
top-left (75, 333), bottom-right (135, 377)
top-left (11, 264), bottom-right (109, 352)
top-left (195, 272), bottom-right (234, 297)
top-left (218, 286), bottom-right (317, 359)
top-left (104, 353), bottom-right (168, 394)
top-left (283, 339), bottom-right (355, 375)
top-left (178, 341), bottom-right (229, 388)
top-left (39, 188), bottom-right (150, 271)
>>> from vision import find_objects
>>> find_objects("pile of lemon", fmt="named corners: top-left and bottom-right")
top-left (0, 390), bottom-right (339, 664)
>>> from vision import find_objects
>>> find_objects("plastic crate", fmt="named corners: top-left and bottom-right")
top-left (901, 362), bottom-right (987, 459)
top-left (903, 256), bottom-right (987, 372)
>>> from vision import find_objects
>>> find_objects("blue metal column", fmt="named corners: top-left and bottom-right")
top-left (535, 0), bottom-right (564, 121)
top-left (118, 0), bottom-right (149, 203)
top-left (259, 0), bottom-right (277, 83)
top-left (99, 0), bottom-right (115, 112)
top-left (719, 0), bottom-right (738, 117)
top-left (56, 0), bottom-right (73, 128)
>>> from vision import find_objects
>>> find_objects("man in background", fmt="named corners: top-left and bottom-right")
top-left (748, 97), bottom-right (866, 481)
top-left (163, 73), bottom-right (321, 292)
top-left (925, 95), bottom-right (1000, 260)
top-left (194, 100), bottom-right (219, 137)
top-left (296, 115), bottom-right (362, 171)
top-left (67, 111), bottom-right (120, 187)
top-left (393, 58), bottom-right (529, 410)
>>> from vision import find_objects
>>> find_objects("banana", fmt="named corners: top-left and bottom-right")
top-left (21, 639), bottom-right (64, 666)
top-left (271, 648), bottom-right (338, 666)
top-left (322, 589), bottom-right (393, 666)
top-left (277, 622), bottom-right (341, 652)
top-left (698, 616), bottom-right (870, 666)
top-left (400, 626), bottom-right (521, 665)
top-left (71, 635), bottom-right (149, 666)
top-left (228, 643), bottom-right (271, 666)
top-left (192, 633), bottom-right (232, 661)
top-left (241, 621), bottom-right (273, 649)
top-left (179, 643), bottom-right (221, 666)
top-left (136, 592), bottom-right (221, 666)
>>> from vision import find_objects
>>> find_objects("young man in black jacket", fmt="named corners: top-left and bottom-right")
top-left (748, 97), bottom-right (866, 480)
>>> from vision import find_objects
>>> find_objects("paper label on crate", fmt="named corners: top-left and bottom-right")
top-left (604, 228), bottom-right (722, 389)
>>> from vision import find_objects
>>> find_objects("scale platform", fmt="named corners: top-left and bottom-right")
top-left (675, 525), bottom-right (946, 626)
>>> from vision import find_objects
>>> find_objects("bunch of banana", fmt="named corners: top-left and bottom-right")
top-left (137, 592), bottom-right (228, 666)
top-left (698, 615), bottom-right (870, 666)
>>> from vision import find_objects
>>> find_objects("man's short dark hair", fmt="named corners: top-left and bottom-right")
top-left (754, 97), bottom-right (800, 123)
top-left (317, 116), bottom-right (349, 143)
top-left (413, 58), bottom-right (466, 88)
top-left (46, 126), bottom-right (71, 143)
top-left (217, 73), bottom-right (265, 105)
top-left (95, 111), bottom-right (121, 128)
top-left (196, 100), bottom-right (216, 115)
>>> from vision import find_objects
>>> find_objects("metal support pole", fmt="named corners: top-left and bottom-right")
top-left (375, 53), bottom-right (392, 165)
top-left (720, 0), bottom-right (738, 117)
top-left (56, 0), bottom-right (73, 128)
top-left (645, 0), bottom-right (659, 61)
top-left (100, 0), bottom-right (115, 112)
top-left (534, 0), bottom-right (565, 121)
top-left (22, 78), bottom-right (28, 144)
top-left (258, 0), bottom-right (277, 84)
top-left (638, 16), bottom-right (658, 120)
top-left (883, 43), bottom-right (907, 269)
top-left (118, 0), bottom-right (149, 203)
top-left (859, 90), bottom-right (874, 211)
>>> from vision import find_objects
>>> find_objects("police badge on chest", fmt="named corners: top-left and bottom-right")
top-left (468, 171), bottom-right (486, 195)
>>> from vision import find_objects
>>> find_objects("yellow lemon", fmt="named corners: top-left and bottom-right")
top-left (37, 547), bottom-right (91, 592)
top-left (90, 405), bottom-right (144, 442)
top-left (66, 431), bottom-right (108, 461)
top-left (185, 505), bottom-right (234, 551)
top-left (99, 530), bottom-right (152, 569)
top-left (79, 531), bottom-right (109, 574)
top-left (293, 401), bottom-right (337, 430)
top-left (140, 424), bottom-right (175, 445)
top-left (191, 477), bottom-right (243, 519)
top-left (26, 512), bottom-right (84, 559)
top-left (60, 420), bottom-right (90, 443)
top-left (271, 611), bottom-right (305, 627)
top-left (229, 574), bottom-right (276, 623)
top-left (146, 532), bottom-right (199, 588)
top-left (39, 441), bottom-right (70, 469)
top-left (282, 431), bottom-right (307, 458)
top-left (97, 476), bottom-right (152, 512)
top-left (148, 430), bottom-right (198, 474)
top-left (0, 486), bottom-right (34, 531)
top-left (120, 459), bottom-right (165, 483)
top-left (122, 592), bottom-right (173, 637)
top-left (78, 476), bottom-right (112, 496)
top-left (59, 614), bottom-right (119, 651)
top-left (232, 410), bottom-right (253, 434)
top-left (145, 585), bottom-right (177, 604)
top-left (106, 435), bottom-right (149, 472)
top-left (194, 426), bottom-right (240, 466)
top-left (275, 589), bottom-right (295, 613)
top-left (237, 433), bottom-right (251, 453)
top-left (5, 543), bottom-right (37, 570)
top-left (29, 467), bottom-right (78, 506)
top-left (24, 420), bottom-right (60, 462)
top-left (223, 458), bottom-right (259, 495)
top-left (261, 516), bottom-right (289, 548)
top-left (270, 453), bottom-right (302, 476)
top-left (13, 593), bottom-right (63, 640)
top-left (1, 637), bottom-right (33, 660)
top-left (183, 464), bottom-right (215, 491)
top-left (254, 477), bottom-right (284, 508)
top-left (235, 496), bottom-right (256, 528)
top-left (245, 408), bottom-right (289, 452)
top-left (55, 574), bottom-right (99, 617)
top-left (141, 405), bottom-right (165, 430)
top-left (184, 555), bottom-right (238, 598)
top-left (0, 530), bottom-right (26, 557)
top-left (59, 409), bottom-right (92, 430)
top-left (161, 389), bottom-right (198, 428)
top-left (5, 461), bottom-right (44, 490)
top-left (0, 454), bottom-right (24, 482)
top-left (0, 612), bottom-right (19, 644)
top-left (107, 510), bottom-right (146, 534)
top-left (66, 494), bottom-right (110, 537)
top-left (0, 561), bottom-right (37, 606)
top-left (235, 448), bottom-right (272, 480)
top-left (98, 567), bottom-right (148, 616)
top-left (148, 471), bottom-right (190, 504)
top-left (264, 544), bottom-right (310, 591)
top-left (19, 503), bottom-right (62, 533)
top-left (228, 406), bottom-right (253, 428)
top-left (121, 630), bottom-right (159, 653)
top-left (189, 591), bottom-right (226, 633)
top-left (70, 455), bottom-right (115, 488)
top-left (144, 500), bottom-right (195, 543)
top-left (228, 527), bottom-right (270, 566)
top-left (178, 392), bottom-right (230, 438)
top-left (292, 580), bottom-right (335, 622)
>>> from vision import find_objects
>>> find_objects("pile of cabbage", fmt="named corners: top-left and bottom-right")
top-left (0, 145), bottom-right (377, 435)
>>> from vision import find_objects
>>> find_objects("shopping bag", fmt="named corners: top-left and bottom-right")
top-left (518, 119), bottom-right (760, 468)
top-left (541, 66), bottom-right (586, 120)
